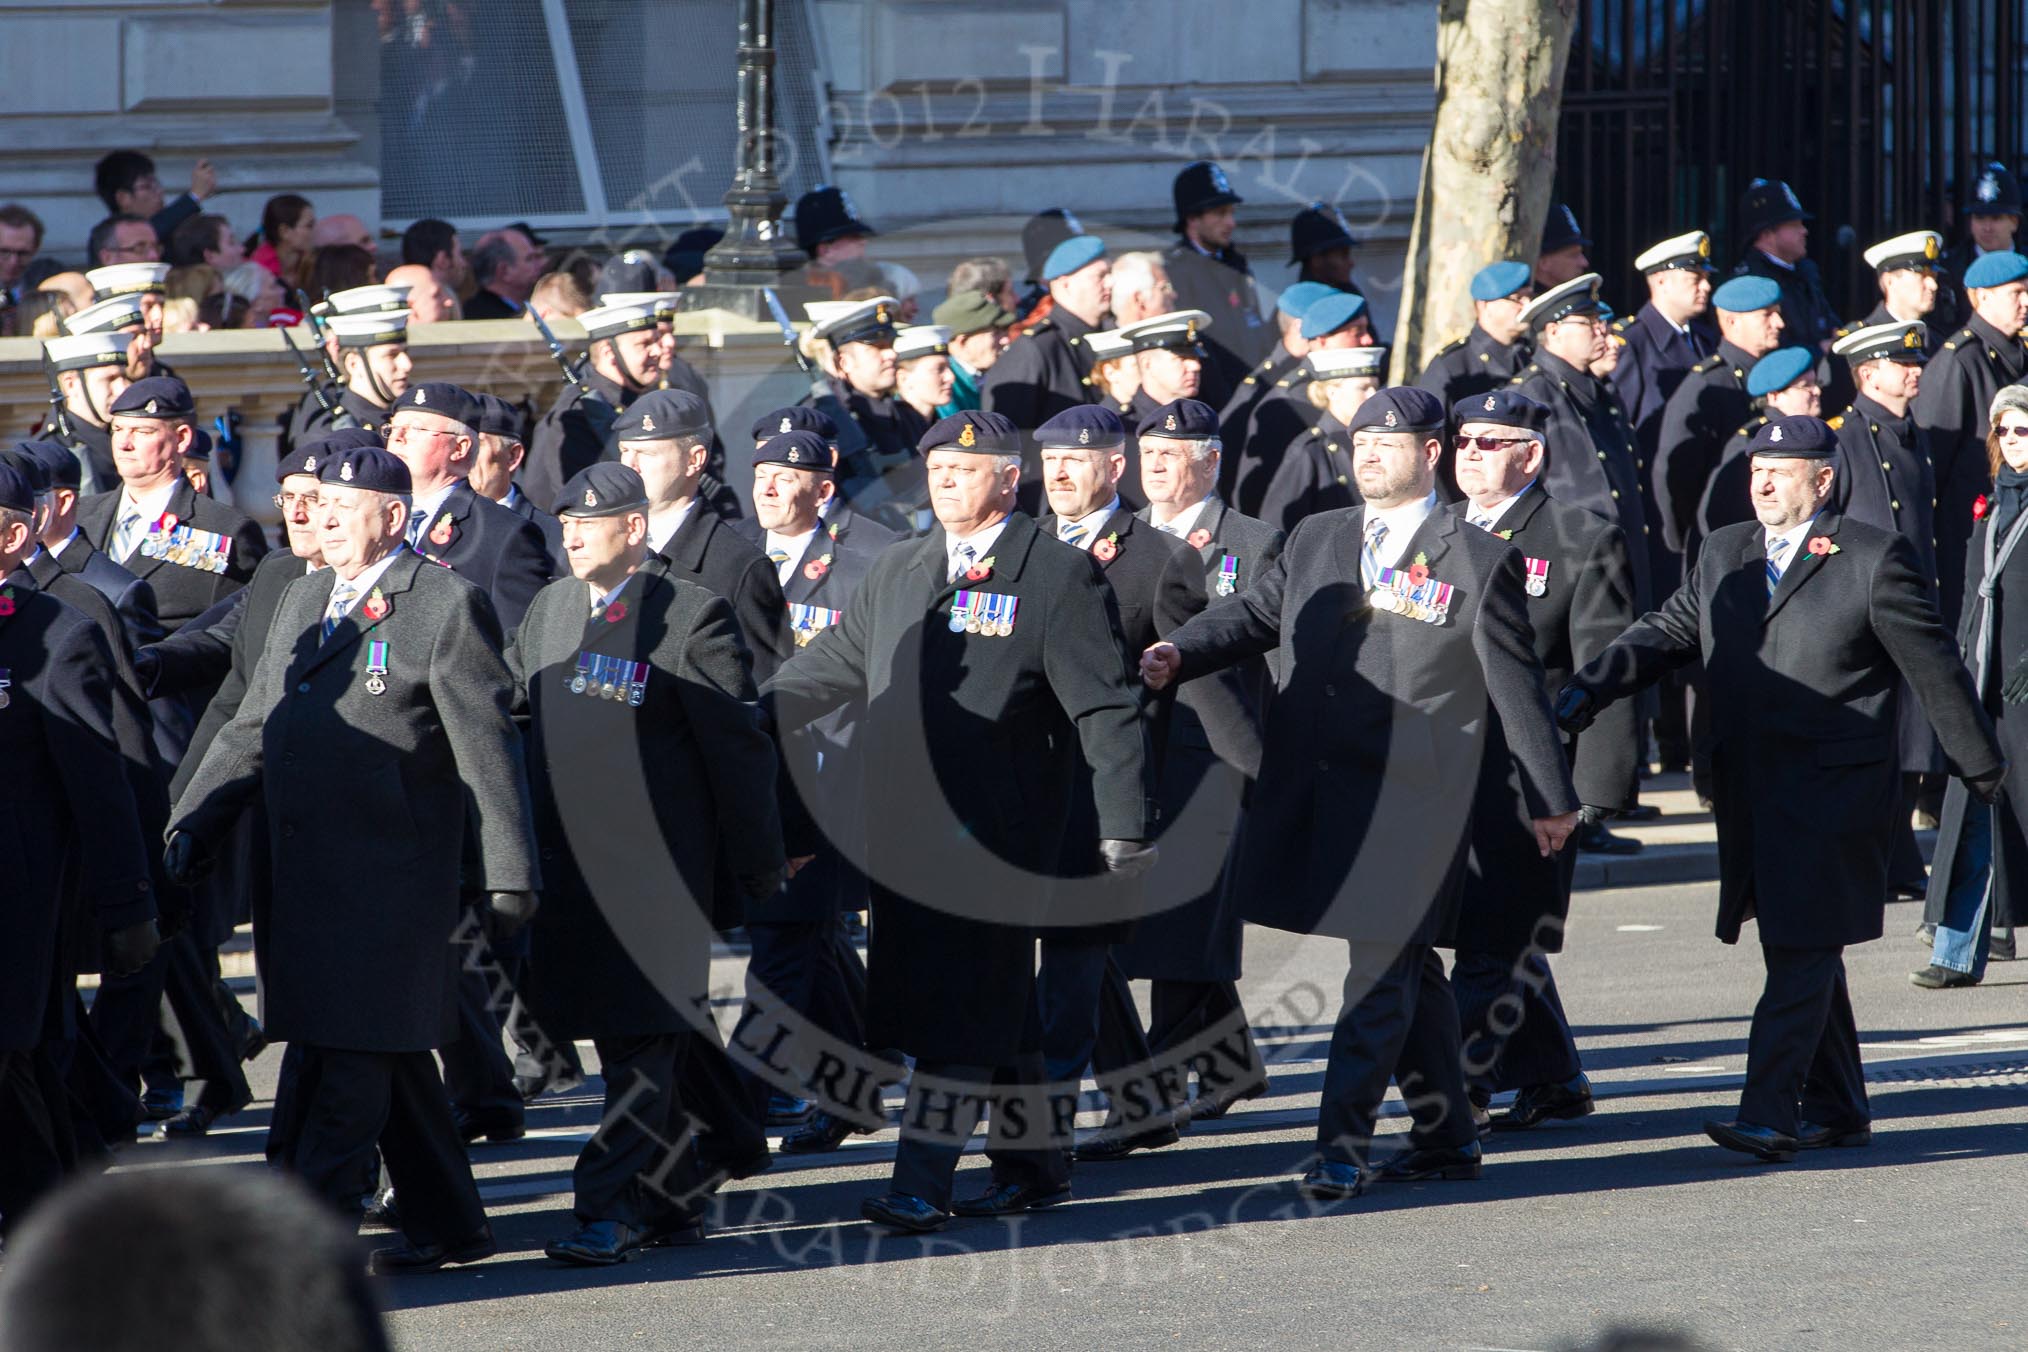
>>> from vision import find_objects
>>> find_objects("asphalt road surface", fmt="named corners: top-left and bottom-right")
top-left (117, 882), bottom-right (2028, 1352)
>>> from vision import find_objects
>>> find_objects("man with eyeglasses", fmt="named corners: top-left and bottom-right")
top-left (87, 214), bottom-right (163, 270)
top-left (1511, 275), bottom-right (1653, 612)
top-left (0, 204), bottom-right (42, 336)
top-left (1142, 384), bottom-right (1579, 1201)
top-left (1915, 249), bottom-right (2028, 633)
top-left (1446, 389), bottom-right (1638, 1136)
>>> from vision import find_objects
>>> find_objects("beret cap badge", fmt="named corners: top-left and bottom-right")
top-left (958, 422), bottom-right (977, 448)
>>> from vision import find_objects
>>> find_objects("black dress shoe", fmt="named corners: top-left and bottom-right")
top-left (860, 1192), bottom-right (950, 1233)
top-left (779, 1110), bottom-right (870, 1155)
top-left (646, 1215), bottom-right (708, 1247)
top-left (764, 1093), bottom-right (814, 1127)
top-left (1296, 1160), bottom-right (1365, 1201)
top-left (1618, 802), bottom-right (1663, 822)
top-left (368, 1227), bottom-right (496, 1274)
top-left (1795, 1120), bottom-right (1872, 1149)
top-left (1909, 964), bottom-right (1980, 989)
top-left (1370, 1140), bottom-right (1483, 1182)
top-left (1189, 1075), bottom-right (1269, 1121)
top-left (1073, 1122), bottom-right (1180, 1162)
top-left (1493, 1073), bottom-right (1595, 1131)
top-left (454, 1111), bottom-right (526, 1145)
top-left (951, 1180), bottom-right (1072, 1216)
top-left (240, 1020), bottom-right (269, 1064)
top-left (361, 1188), bottom-right (401, 1232)
top-left (545, 1220), bottom-right (655, 1266)
top-left (1703, 1119), bottom-right (1797, 1162)
top-left (156, 1102), bottom-right (237, 1139)
top-left (1889, 878), bottom-right (1929, 901)
top-left (1576, 820), bottom-right (1643, 855)
top-left (515, 1069), bottom-right (586, 1101)
top-left (140, 1086), bottom-right (185, 1122)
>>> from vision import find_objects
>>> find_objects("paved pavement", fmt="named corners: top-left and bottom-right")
top-left (110, 874), bottom-right (2028, 1352)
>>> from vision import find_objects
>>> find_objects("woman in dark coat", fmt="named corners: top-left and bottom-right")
top-left (1916, 385), bottom-right (2028, 987)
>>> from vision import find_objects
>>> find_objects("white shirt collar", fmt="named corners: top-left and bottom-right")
top-left (1466, 479), bottom-right (1538, 531)
top-left (410, 481), bottom-right (458, 530)
top-left (502, 483), bottom-right (527, 511)
top-left (1152, 495), bottom-right (1214, 538)
top-left (1765, 513), bottom-right (1821, 560)
top-left (945, 517), bottom-right (1010, 576)
top-left (119, 479), bottom-right (178, 527)
top-left (49, 528), bottom-right (78, 559)
top-left (1756, 248), bottom-right (1797, 273)
top-left (588, 571), bottom-right (635, 612)
top-left (329, 548), bottom-right (402, 603)
top-left (766, 524), bottom-right (820, 583)
top-left (1057, 496), bottom-right (1121, 549)
top-left (1364, 491), bottom-right (1439, 569)
top-left (647, 497), bottom-right (698, 555)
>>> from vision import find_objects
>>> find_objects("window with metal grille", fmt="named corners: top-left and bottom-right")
top-left (377, 0), bottom-right (830, 237)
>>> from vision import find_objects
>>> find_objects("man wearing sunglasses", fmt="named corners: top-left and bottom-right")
top-left (1447, 390), bottom-right (1639, 1136)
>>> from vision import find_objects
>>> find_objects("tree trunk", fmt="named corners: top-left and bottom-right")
top-left (1391, 0), bottom-right (1579, 385)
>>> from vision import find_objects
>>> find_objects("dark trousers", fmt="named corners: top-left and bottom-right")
top-left (1888, 773), bottom-right (1927, 887)
top-left (1452, 949), bottom-right (1583, 1100)
top-left (1038, 934), bottom-right (1151, 1084)
top-left (679, 1026), bottom-right (768, 1169)
top-left (1144, 979), bottom-right (1266, 1100)
top-left (91, 930), bottom-right (248, 1110)
top-left (57, 992), bottom-right (142, 1152)
top-left (1738, 945), bottom-right (1871, 1137)
top-left (0, 1046), bottom-right (68, 1235)
top-left (743, 916), bottom-right (867, 1112)
top-left (1316, 943), bottom-right (1477, 1165)
top-left (438, 922), bottom-right (525, 1131)
top-left (890, 1051), bottom-right (1070, 1211)
top-left (576, 1033), bottom-right (703, 1228)
top-left (288, 1046), bottom-right (486, 1247)
top-left (508, 991), bottom-right (585, 1088)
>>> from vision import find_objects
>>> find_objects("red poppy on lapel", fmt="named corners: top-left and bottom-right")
top-left (605, 600), bottom-right (629, 623)
top-left (1974, 494), bottom-right (1990, 521)
top-left (1187, 528), bottom-right (1212, 549)
top-left (429, 515), bottom-right (455, 547)
top-left (1092, 532), bottom-right (1119, 562)
top-left (159, 512), bottom-right (179, 531)
top-left (964, 562), bottom-right (993, 582)
top-left (362, 587), bottom-right (390, 621)
top-left (0, 589), bottom-right (14, 617)
top-left (1805, 535), bottom-right (1840, 556)
top-left (1408, 562), bottom-right (1430, 586)
top-left (804, 558), bottom-right (830, 581)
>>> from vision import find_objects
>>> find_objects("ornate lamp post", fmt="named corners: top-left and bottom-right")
top-left (681, 0), bottom-right (808, 320)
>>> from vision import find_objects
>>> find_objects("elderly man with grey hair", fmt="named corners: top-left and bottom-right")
top-left (1108, 250), bottom-right (1178, 327)
top-left (464, 225), bottom-right (547, 320)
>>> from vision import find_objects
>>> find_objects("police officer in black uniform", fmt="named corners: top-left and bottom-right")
top-left (1732, 178), bottom-right (1840, 352)
top-left (1417, 261), bottom-right (1535, 409)
top-left (1289, 201), bottom-right (1365, 301)
top-left (1163, 161), bottom-right (1270, 407)
top-left (1939, 161), bottom-right (2022, 331)
top-left (1535, 204), bottom-right (1591, 291)
top-left (1511, 276), bottom-right (1654, 610)
top-left (524, 298), bottom-right (667, 514)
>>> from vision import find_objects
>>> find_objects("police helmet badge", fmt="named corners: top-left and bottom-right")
top-left (1979, 170), bottom-right (2001, 204)
top-left (1209, 163), bottom-right (1232, 194)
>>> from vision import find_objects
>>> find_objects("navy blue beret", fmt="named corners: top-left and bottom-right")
top-left (752, 405), bottom-right (837, 443)
top-left (0, 460), bottom-right (32, 514)
top-left (1135, 398), bottom-right (1220, 440)
top-left (109, 376), bottom-right (195, 420)
top-left (558, 462), bottom-right (649, 517)
top-left (1349, 386), bottom-right (1447, 435)
top-left (18, 438), bottom-right (80, 491)
top-left (474, 392), bottom-right (526, 440)
top-left (391, 381), bottom-right (482, 430)
top-left (183, 426), bottom-right (212, 462)
top-left (1750, 414), bottom-right (1838, 459)
top-left (1037, 404), bottom-right (1127, 448)
top-left (0, 444), bottom-right (50, 494)
top-left (316, 445), bottom-right (414, 494)
top-left (282, 427), bottom-right (381, 481)
top-left (613, 388), bottom-right (712, 441)
top-left (918, 409), bottom-right (1021, 455)
top-left (1746, 347), bottom-right (1819, 397)
top-left (753, 430), bottom-right (837, 472)
top-left (1453, 389), bottom-right (1551, 435)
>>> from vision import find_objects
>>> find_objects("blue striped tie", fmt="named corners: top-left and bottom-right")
top-left (1060, 522), bottom-right (1088, 548)
top-left (322, 582), bottom-right (357, 643)
top-left (1361, 517), bottom-right (1389, 589)
top-left (1765, 536), bottom-right (1791, 596)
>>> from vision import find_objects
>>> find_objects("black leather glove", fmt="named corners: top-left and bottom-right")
top-left (163, 831), bottom-right (212, 886)
top-left (1099, 839), bottom-right (1157, 880)
top-left (1579, 805), bottom-right (1615, 827)
top-left (2004, 659), bottom-right (2028, 704)
top-left (483, 890), bottom-right (540, 944)
top-left (1554, 684), bottom-right (1597, 734)
top-left (1966, 766), bottom-right (2008, 806)
top-left (132, 646), bottom-right (161, 697)
top-left (739, 867), bottom-right (787, 901)
top-left (105, 918), bottom-right (161, 977)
